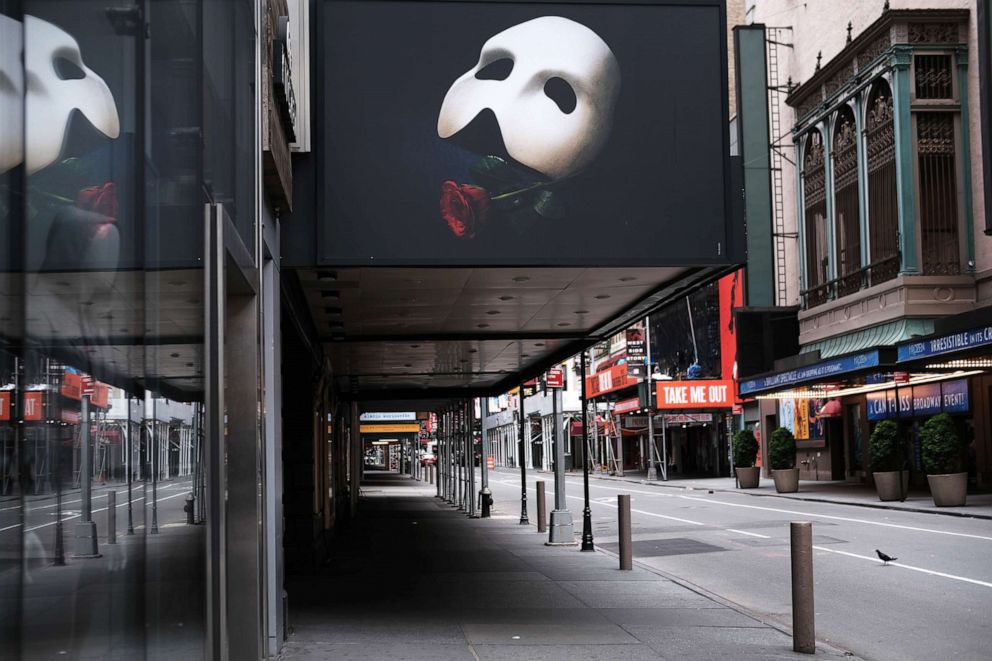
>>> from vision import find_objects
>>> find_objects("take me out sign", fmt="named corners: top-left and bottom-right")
top-left (656, 380), bottom-right (734, 409)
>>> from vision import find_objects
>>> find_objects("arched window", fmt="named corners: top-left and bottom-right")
top-left (802, 130), bottom-right (829, 307)
top-left (865, 81), bottom-right (899, 284)
top-left (832, 107), bottom-right (861, 295)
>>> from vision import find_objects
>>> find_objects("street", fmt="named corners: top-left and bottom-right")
top-left (487, 468), bottom-right (992, 661)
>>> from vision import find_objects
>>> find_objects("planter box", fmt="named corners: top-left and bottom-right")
top-left (735, 466), bottom-right (760, 489)
top-left (873, 470), bottom-right (909, 502)
top-left (927, 472), bottom-right (967, 507)
top-left (772, 468), bottom-right (799, 493)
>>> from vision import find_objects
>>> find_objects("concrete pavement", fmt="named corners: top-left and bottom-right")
top-left (279, 473), bottom-right (856, 661)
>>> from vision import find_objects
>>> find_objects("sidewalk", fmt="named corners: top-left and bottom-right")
top-left (553, 469), bottom-right (992, 520)
top-left (279, 474), bottom-right (856, 661)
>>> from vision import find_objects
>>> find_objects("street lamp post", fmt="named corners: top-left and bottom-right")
top-left (580, 351), bottom-right (594, 551)
top-left (547, 377), bottom-right (574, 544)
top-left (480, 396), bottom-right (491, 518)
top-left (518, 389), bottom-right (529, 525)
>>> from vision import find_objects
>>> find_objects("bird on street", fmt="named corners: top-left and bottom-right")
top-left (876, 549), bottom-right (897, 565)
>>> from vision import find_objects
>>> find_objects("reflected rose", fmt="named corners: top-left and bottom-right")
top-left (76, 182), bottom-right (117, 219)
top-left (440, 181), bottom-right (489, 239)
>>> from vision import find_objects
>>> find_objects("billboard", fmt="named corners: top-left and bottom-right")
top-left (319, 0), bottom-right (733, 266)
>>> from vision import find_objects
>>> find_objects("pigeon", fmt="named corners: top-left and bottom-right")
top-left (876, 549), bottom-right (897, 565)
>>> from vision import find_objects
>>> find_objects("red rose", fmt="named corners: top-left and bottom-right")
top-left (440, 181), bottom-right (490, 239)
top-left (76, 182), bottom-right (118, 220)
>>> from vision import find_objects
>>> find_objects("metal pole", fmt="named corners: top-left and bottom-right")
top-left (73, 393), bottom-right (99, 557)
top-left (618, 494), bottom-right (632, 570)
top-left (480, 397), bottom-right (491, 518)
top-left (126, 401), bottom-right (134, 534)
top-left (457, 407), bottom-right (464, 511)
top-left (518, 390), bottom-right (529, 525)
top-left (580, 351), bottom-right (594, 551)
top-left (791, 521), bottom-right (815, 654)
top-left (536, 481), bottom-right (547, 532)
top-left (646, 317), bottom-right (658, 481)
top-left (151, 420), bottom-right (159, 534)
top-left (467, 400), bottom-right (476, 517)
top-left (661, 417), bottom-right (669, 481)
top-left (547, 384), bottom-right (574, 544)
top-left (107, 490), bottom-right (117, 544)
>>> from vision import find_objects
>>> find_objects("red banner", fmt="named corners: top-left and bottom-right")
top-left (656, 380), bottom-right (734, 410)
top-left (585, 364), bottom-right (638, 398)
top-left (0, 392), bottom-right (10, 421)
top-left (718, 270), bottom-right (744, 402)
top-left (61, 372), bottom-right (82, 401)
top-left (23, 392), bottom-right (44, 421)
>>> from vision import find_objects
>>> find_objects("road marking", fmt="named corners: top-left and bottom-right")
top-left (726, 528), bottom-right (770, 539)
top-left (811, 545), bottom-right (992, 589)
top-left (564, 479), bottom-right (673, 497)
top-left (565, 494), bottom-right (704, 526)
top-left (678, 495), bottom-right (992, 541)
top-left (0, 480), bottom-right (192, 512)
top-left (0, 492), bottom-right (189, 534)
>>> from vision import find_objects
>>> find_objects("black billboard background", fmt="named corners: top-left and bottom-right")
top-left (319, 0), bottom-right (731, 266)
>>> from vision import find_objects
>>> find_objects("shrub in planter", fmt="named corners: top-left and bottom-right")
top-left (732, 429), bottom-right (760, 488)
top-left (768, 427), bottom-right (798, 493)
top-left (768, 427), bottom-right (796, 470)
top-left (921, 413), bottom-right (968, 507)
top-left (868, 420), bottom-right (902, 473)
top-left (732, 429), bottom-right (759, 468)
top-left (868, 420), bottom-right (906, 501)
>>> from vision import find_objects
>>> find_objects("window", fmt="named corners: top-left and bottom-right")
top-left (832, 108), bottom-right (861, 296)
top-left (865, 82), bottom-right (900, 284)
top-left (917, 112), bottom-right (960, 274)
top-left (802, 130), bottom-right (829, 307)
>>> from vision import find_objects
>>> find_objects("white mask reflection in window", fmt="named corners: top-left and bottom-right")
top-left (437, 16), bottom-right (621, 181)
top-left (0, 14), bottom-right (120, 175)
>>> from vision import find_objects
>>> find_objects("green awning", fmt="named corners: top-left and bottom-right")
top-left (801, 319), bottom-right (935, 358)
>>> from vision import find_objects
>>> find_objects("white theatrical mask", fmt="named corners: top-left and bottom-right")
top-left (437, 16), bottom-right (620, 181)
top-left (0, 15), bottom-right (120, 174)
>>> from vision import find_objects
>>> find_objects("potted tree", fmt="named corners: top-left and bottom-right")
top-left (868, 420), bottom-right (907, 502)
top-left (921, 413), bottom-right (968, 507)
top-left (732, 429), bottom-right (760, 488)
top-left (769, 427), bottom-right (798, 493)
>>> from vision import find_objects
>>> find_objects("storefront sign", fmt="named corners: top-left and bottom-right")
top-left (360, 412), bottom-right (416, 422)
top-left (614, 397), bottom-right (641, 414)
top-left (359, 423), bottom-right (420, 433)
top-left (23, 392), bottom-right (43, 421)
top-left (656, 379), bottom-right (733, 409)
top-left (739, 350), bottom-right (880, 396)
top-left (586, 364), bottom-right (638, 398)
top-left (90, 383), bottom-right (109, 409)
top-left (622, 415), bottom-right (649, 428)
top-left (546, 368), bottom-right (564, 388)
top-left (522, 379), bottom-right (537, 398)
top-left (0, 391), bottom-right (10, 421)
top-left (897, 325), bottom-right (992, 362)
top-left (626, 328), bottom-right (646, 359)
top-left (866, 379), bottom-right (969, 420)
top-left (941, 379), bottom-right (970, 413)
top-left (660, 413), bottom-right (712, 424)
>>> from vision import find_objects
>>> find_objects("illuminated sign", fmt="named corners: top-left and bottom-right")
top-left (656, 379), bottom-right (734, 409)
top-left (23, 392), bottom-right (44, 421)
top-left (360, 412), bottom-right (416, 422)
top-left (0, 392), bottom-right (10, 421)
top-left (360, 423), bottom-right (421, 433)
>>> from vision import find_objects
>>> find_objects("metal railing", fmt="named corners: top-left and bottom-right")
top-left (800, 253), bottom-right (901, 309)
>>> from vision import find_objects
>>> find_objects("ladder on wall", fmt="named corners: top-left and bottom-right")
top-left (766, 27), bottom-right (796, 306)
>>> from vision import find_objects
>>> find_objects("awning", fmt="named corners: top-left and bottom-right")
top-left (802, 319), bottom-right (934, 359)
top-left (569, 417), bottom-right (605, 436)
top-left (816, 399), bottom-right (842, 418)
top-left (738, 348), bottom-right (894, 397)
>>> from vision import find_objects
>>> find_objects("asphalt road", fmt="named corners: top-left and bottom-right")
top-left (484, 467), bottom-right (992, 661)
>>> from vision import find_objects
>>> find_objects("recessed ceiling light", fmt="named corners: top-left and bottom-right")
top-left (512, 276), bottom-right (530, 283)
top-left (534, 342), bottom-right (545, 347)
top-left (321, 290), bottom-right (340, 300)
top-left (595, 294), bottom-right (611, 300)
top-left (486, 310), bottom-right (500, 315)
top-left (520, 354), bottom-right (529, 359)
top-left (619, 276), bottom-right (636, 282)
top-left (574, 309), bottom-right (589, 314)
top-left (468, 348), bottom-right (478, 353)
top-left (404, 363), bottom-right (412, 368)
top-left (499, 295), bottom-right (515, 301)
top-left (460, 358), bottom-right (469, 363)
top-left (477, 323), bottom-right (490, 328)
top-left (317, 271), bottom-right (337, 282)
top-left (186, 362), bottom-right (194, 367)
top-left (170, 352), bottom-right (180, 358)
top-left (557, 322), bottom-right (571, 327)
top-left (410, 344), bottom-right (420, 348)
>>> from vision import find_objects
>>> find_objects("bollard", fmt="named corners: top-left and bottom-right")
top-left (790, 521), bottom-right (815, 654)
top-left (107, 491), bottom-right (116, 544)
top-left (536, 481), bottom-right (547, 533)
top-left (618, 494), bottom-right (632, 570)
top-left (430, 465), bottom-right (434, 485)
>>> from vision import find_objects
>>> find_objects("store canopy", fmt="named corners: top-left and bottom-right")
top-left (738, 348), bottom-right (895, 397)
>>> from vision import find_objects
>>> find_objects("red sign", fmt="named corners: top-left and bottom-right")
top-left (656, 380), bottom-right (735, 409)
top-left (90, 383), bottom-right (109, 409)
top-left (546, 368), bottom-right (564, 388)
top-left (718, 270), bottom-right (744, 403)
top-left (585, 364), bottom-right (638, 398)
top-left (614, 397), bottom-right (641, 414)
top-left (61, 372), bottom-right (82, 401)
top-left (0, 392), bottom-right (10, 421)
top-left (23, 392), bottom-right (44, 421)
